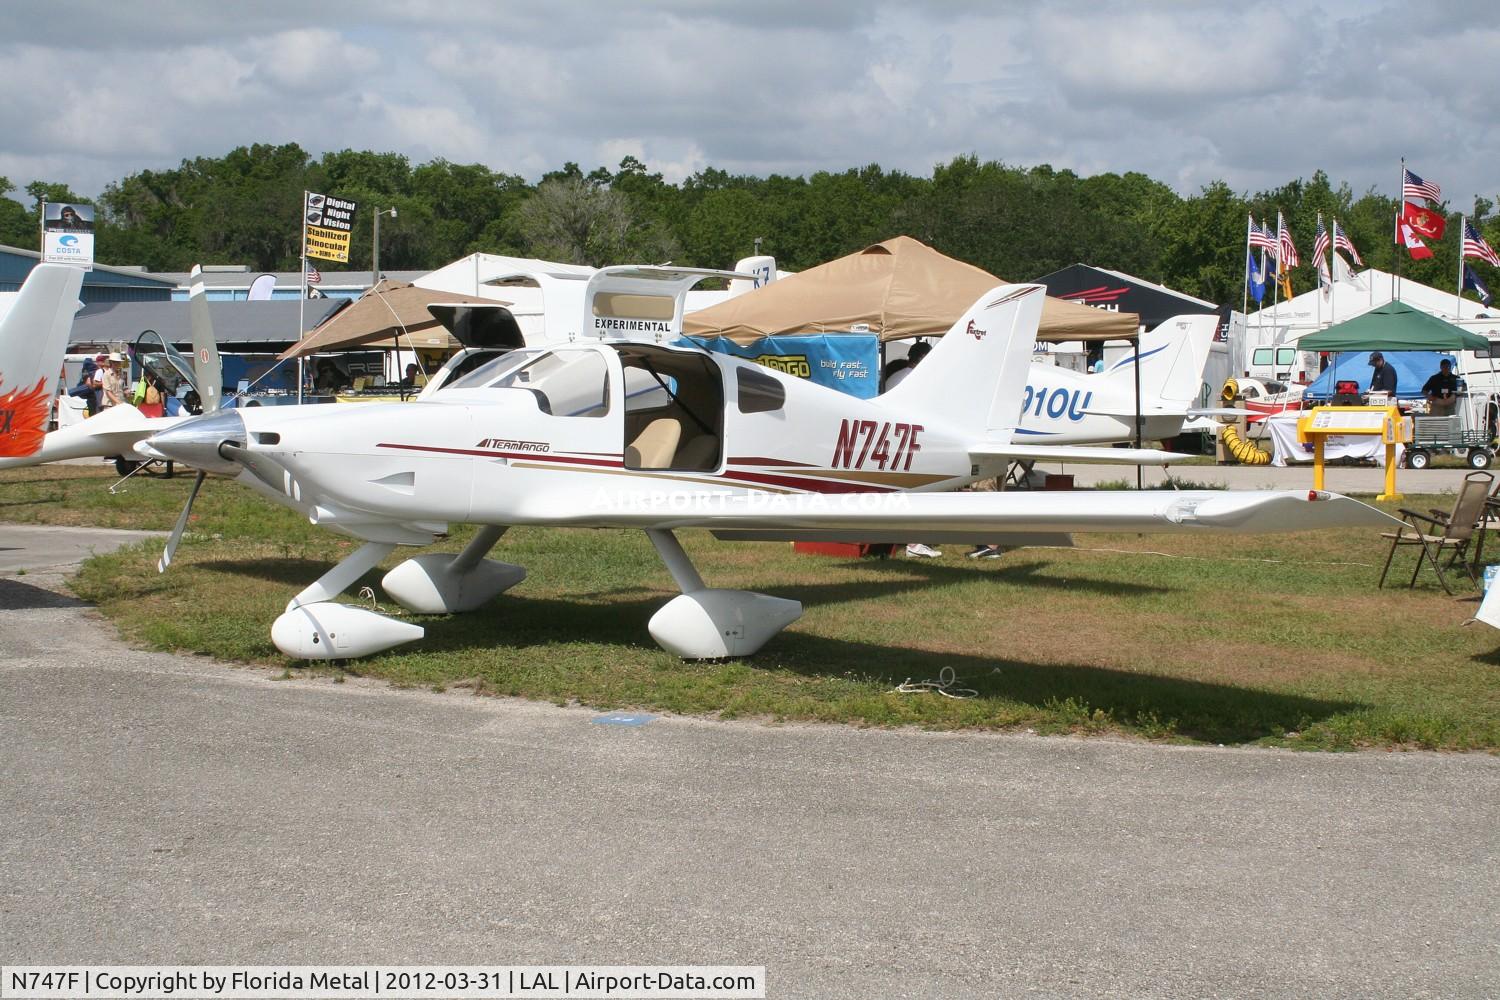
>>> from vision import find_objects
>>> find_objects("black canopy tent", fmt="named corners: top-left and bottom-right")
top-left (1033, 263), bottom-right (1225, 338)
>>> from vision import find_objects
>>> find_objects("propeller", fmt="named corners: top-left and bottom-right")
top-left (186, 264), bottom-right (223, 414)
top-left (148, 411), bottom-right (246, 572)
top-left (158, 470), bottom-right (206, 573)
top-left (156, 264), bottom-right (228, 573)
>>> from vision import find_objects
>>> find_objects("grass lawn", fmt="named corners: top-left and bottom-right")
top-left (6, 463), bottom-right (1500, 752)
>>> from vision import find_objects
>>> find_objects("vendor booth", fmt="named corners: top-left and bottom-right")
top-left (1296, 302), bottom-right (1495, 470)
top-left (1303, 350), bottom-right (1455, 403)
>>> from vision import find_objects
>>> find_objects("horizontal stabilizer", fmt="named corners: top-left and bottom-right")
top-left (971, 443), bottom-right (1193, 465)
top-left (1188, 407), bottom-right (1253, 418)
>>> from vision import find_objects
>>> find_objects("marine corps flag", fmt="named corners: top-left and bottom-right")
top-left (1401, 201), bottom-right (1446, 241)
top-left (303, 191), bottom-right (358, 263)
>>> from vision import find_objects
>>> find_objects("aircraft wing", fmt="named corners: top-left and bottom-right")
top-left (515, 489), bottom-right (1397, 538)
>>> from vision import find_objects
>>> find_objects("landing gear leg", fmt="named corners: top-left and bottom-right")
top-left (271, 541), bottom-right (424, 659)
top-left (381, 524), bottom-right (526, 614)
top-left (645, 528), bottom-right (802, 659)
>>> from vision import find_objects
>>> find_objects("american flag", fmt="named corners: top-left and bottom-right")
top-left (1277, 211), bottom-right (1300, 268)
top-left (1248, 214), bottom-right (1278, 252)
top-left (1402, 167), bottom-right (1441, 204)
top-left (305, 264), bottom-right (322, 284)
top-left (1332, 218), bottom-right (1363, 265)
top-left (1462, 218), bottom-right (1500, 267)
top-left (1311, 213), bottom-right (1331, 265)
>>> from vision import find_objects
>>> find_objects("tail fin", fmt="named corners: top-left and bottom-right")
top-left (1100, 313), bottom-right (1217, 405)
top-left (0, 264), bottom-right (84, 459)
top-left (727, 254), bottom-right (777, 298)
top-left (879, 283), bottom-right (1044, 444)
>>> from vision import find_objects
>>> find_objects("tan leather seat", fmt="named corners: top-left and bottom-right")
top-left (674, 435), bottom-right (719, 470)
top-left (625, 417), bottom-right (681, 469)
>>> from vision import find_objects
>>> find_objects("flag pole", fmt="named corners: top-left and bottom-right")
top-left (1330, 218), bottom-right (1339, 329)
top-left (1395, 158), bottom-right (1404, 303)
top-left (298, 190), bottom-right (307, 405)
top-left (1458, 213), bottom-right (1467, 321)
top-left (1315, 214), bottom-right (1323, 333)
top-left (1271, 211), bottom-right (1282, 348)
top-left (1242, 213), bottom-right (1251, 322)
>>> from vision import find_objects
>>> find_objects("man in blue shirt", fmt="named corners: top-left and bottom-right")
top-left (1368, 352), bottom-right (1397, 395)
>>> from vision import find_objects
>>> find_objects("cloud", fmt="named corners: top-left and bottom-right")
top-left (0, 0), bottom-right (1497, 213)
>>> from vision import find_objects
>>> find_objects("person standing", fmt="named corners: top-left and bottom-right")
top-left (99, 353), bottom-right (127, 410)
top-left (1368, 351), bottom-right (1397, 396)
top-left (1421, 358), bottom-right (1460, 416)
top-left (68, 357), bottom-right (100, 416)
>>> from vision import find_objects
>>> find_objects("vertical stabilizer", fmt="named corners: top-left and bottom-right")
top-left (728, 255), bottom-right (777, 298)
top-left (878, 284), bottom-right (1045, 444)
top-left (0, 264), bottom-right (85, 458)
top-left (1102, 313), bottom-right (1218, 405)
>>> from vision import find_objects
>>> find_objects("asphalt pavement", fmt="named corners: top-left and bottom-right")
top-left (1, 525), bottom-right (1498, 999)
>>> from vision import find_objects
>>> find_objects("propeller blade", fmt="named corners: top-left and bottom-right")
top-left (187, 264), bottom-right (223, 414)
top-left (158, 470), bottom-right (207, 573)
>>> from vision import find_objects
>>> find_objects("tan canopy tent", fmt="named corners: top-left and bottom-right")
top-left (682, 235), bottom-right (1140, 345)
top-left (277, 280), bottom-right (509, 360)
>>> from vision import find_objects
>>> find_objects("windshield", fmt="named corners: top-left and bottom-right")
top-left (132, 330), bottom-right (196, 396)
top-left (447, 348), bottom-right (609, 417)
top-left (448, 348), bottom-right (542, 391)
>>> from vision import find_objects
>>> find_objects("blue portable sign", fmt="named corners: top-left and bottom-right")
top-left (678, 333), bottom-right (880, 398)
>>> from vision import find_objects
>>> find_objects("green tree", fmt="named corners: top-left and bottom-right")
top-left (0, 177), bottom-right (36, 249)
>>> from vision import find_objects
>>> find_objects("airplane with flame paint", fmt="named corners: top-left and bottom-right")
top-left (0, 264), bottom-right (86, 462)
top-left (0, 264), bottom-right (227, 473)
top-left (130, 267), bottom-right (1393, 661)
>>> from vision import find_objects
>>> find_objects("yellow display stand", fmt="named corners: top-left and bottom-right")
top-left (1295, 405), bottom-right (1412, 501)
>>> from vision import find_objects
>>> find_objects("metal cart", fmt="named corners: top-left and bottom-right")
top-left (1403, 391), bottom-right (1498, 469)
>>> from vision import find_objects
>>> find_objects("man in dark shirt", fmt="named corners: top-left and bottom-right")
top-left (1368, 351), bottom-right (1397, 395)
top-left (1421, 358), bottom-right (1460, 416)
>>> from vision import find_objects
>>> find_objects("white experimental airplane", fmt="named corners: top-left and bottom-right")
top-left (2, 252), bottom-right (1212, 472)
top-left (131, 267), bottom-right (1394, 661)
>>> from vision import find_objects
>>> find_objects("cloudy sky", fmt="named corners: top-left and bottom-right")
top-left (1, 0), bottom-right (1495, 207)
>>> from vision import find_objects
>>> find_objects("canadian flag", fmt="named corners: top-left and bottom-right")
top-left (1399, 221), bottom-right (1434, 260)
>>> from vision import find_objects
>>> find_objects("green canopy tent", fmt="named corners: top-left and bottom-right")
top-left (1297, 301), bottom-right (1494, 411)
top-left (1297, 301), bottom-right (1489, 352)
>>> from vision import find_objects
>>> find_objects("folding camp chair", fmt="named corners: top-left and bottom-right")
top-left (1465, 479), bottom-right (1500, 573)
top-left (1378, 471), bottom-right (1494, 594)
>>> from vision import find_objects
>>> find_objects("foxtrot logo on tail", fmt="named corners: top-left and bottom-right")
top-left (878, 284), bottom-right (1046, 443)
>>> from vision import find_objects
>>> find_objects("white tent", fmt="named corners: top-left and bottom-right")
top-left (1248, 267), bottom-right (1500, 346)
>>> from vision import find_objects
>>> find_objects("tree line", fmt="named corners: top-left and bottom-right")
top-left (1, 143), bottom-right (1493, 309)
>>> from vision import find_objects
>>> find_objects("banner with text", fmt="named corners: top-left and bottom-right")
top-left (42, 202), bottom-right (95, 269)
top-left (678, 333), bottom-right (880, 399)
top-left (304, 191), bottom-right (357, 263)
